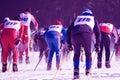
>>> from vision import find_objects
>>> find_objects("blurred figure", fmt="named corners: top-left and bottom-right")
top-left (19, 8), bottom-right (38, 64)
top-left (0, 17), bottom-right (24, 72)
top-left (113, 27), bottom-right (120, 60)
top-left (34, 29), bottom-right (49, 63)
top-left (60, 27), bottom-right (69, 60)
top-left (29, 36), bottom-right (34, 51)
top-left (67, 8), bottom-right (101, 79)
top-left (97, 22), bottom-right (115, 68)
top-left (45, 20), bottom-right (66, 70)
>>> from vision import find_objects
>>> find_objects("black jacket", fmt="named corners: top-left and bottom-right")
top-left (67, 16), bottom-right (101, 46)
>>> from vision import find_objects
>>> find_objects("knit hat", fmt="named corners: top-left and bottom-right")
top-left (54, 20), bottom-right (62, 25)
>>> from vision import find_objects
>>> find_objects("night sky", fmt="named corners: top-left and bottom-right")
top-left (1, 0), bottom-right (119, 28)
top-left (0, 0), bottom-right (42, 27)
top-left (0, 0), bottom-right (86, 28)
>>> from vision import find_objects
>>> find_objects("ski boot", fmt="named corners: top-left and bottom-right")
top-left (74, 68), bottom-right (79, 79)
top-left (2, 63), bottom-right (7, 72)
top-left (56, 62), bottom-right (60, 70)
top-left (47, 62), bottom-right (52, 70)
top-left (13, 63), bottom-right (18, 72)
top-left (25, 56), bottom-right (30, 64)
top-left (97, 61), bottom-right (102, 68)
top-left (86, 68), bottom-right (91, 75)
top-left (105, 61), bottom-right (111, 68)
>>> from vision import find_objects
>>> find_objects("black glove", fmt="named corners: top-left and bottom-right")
top-left (94, 43), bottom-right (100, 53)
top-left (60, 40), bottom-right (65, 44)
top-left (114, 43), bottom-right (118, 49)
top-left (68, 44), bottom-right (73, 51)
top-left (15, 38), bottom-right (21, 45)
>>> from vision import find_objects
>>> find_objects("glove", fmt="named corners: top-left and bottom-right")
top-left (114, 43), bottom-right (118, 49)
top-left (35, 27), bottom-right (38, 33)
top-left (68, 44), bottom-right (73, 51)
top-left (60, 40), bottom-right (65, 44)
top-left (94, 43), bottom-right (100, 53)
top-left (15, 38), bottom-right (21, 45)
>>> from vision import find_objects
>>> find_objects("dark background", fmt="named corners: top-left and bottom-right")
top-left (0, 0), bottom-right (120, 29)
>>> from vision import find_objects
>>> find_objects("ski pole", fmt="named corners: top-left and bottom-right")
top-left (34, 58), bottom-right (41, 71)
top-left (52, 50), bottom-right (72, 80)
top-left (31, 30), bottom-right (37, 35)
top-left (7, 51), bottom-right (13, 71)
top-left (110, 48), bottom-right (116, 61)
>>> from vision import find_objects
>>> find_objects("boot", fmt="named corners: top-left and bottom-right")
top-left (86, 69), bottom-right (90, 75)
top-left (13, 63), bottom-right (18, 72)
top-left (74, 68), bottom-right (79, 79)
top-left (86, 60), bottom-right (91, 75)
top-left (97, 61), bottom-right (102, 68)
top-left (25, 56), bottom-right (30, 64)
top-left (2, 63), bottom-right (7, 72)
top-left (47, 62), bottom-right (52, 70)
top-left (105, 61), bottom-right (111, 68)
top-left (56, 62), bottom-right (60, 70)
top-left (19, 56), bottom-right (23, 64)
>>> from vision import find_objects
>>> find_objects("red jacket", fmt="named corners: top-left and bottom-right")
top-left (99, 23), bottom-right (114, 34)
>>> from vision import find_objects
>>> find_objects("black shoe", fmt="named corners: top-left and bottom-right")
top-left (105, 61), bottom-right (111, 68)
top-left (47, 62), bottom-right (52, 70)
top-left (2, 63), bottom-right (7, 72)
top-left (74, 68), bottom-right (79, 79)
top-left (86, 69), bottom-right (90, 75)
top-left (13, 63), bottom-right (18, 72)
top-left (97, 62), bottom-right (102, 68)
top-left (26, 56), bottom-right (30, 64)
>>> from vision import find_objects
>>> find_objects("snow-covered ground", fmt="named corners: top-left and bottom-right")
top-left (0, 49), bottom-right (120, 80)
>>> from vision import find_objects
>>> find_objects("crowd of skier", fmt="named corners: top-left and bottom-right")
top-left (0, 8), bottom-right (120, 79)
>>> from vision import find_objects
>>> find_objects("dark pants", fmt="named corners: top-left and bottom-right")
top-left (98, 32), bottom-right (110, 62)
top-left (71, 32), bottom-right (92, 70)
top-left (38, 36), bottom-right (49, 62)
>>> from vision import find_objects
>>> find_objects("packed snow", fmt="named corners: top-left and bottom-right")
top-left (0, 48), bottom-right (120, 80)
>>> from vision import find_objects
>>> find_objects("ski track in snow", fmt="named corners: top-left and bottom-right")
top-left (0, 50), bottom-right (120, 80)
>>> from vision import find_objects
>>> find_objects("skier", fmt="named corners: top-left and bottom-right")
top-left (67, 8), bottom-right (101, 79)
top-left (45, 20), bottom-right (66, 70)
top-left (60, 27), bottom-right (68, 60)
top-left (19, 8), bottom-right (38, 64)
top-left (0, 17), bottom-right (24, 72)
top-left (97, 22), bottom-right (115, 68)
top-left (114, 27), bottom-right (120, 60)
top-left (34, 29), bottom-right (49, 63)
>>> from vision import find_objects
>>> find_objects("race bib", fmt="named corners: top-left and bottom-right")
top-left (4, 20), bottom-right (21, 31)
top-left (74, 16), bottom-right (95, 30)
top-left (48, 25), bottom-right (62, 33)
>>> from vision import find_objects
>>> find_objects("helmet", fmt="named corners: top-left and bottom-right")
top-left (54, 20), bottom-right (62, 25)
top-left (4, 17), bottom-right (10, 22)
top-left (82, 8), bottom-right (93, 16)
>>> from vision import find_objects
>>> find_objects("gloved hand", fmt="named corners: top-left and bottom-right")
top-left (94, 43), bottom-right (100, 53)
top-left (60, 40), bottom-right (65, 44)
top-left (68, 44), bottom-right (73, 51)
top-left (35, 27), bottom-right (38, 33)
top-left (15, 38), bottom-right (21, 45)
top-left (114, 43), bottom-right (118, 49)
